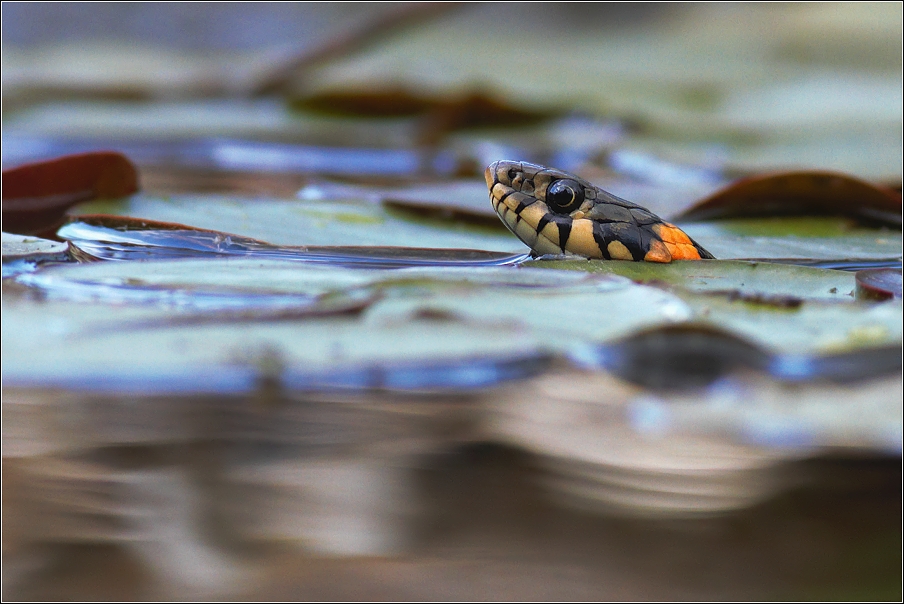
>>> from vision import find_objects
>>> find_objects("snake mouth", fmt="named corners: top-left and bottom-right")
top-left (487, 161), bottom-right (565, 255)
top-left (484, 163), bottom-right (497, 189)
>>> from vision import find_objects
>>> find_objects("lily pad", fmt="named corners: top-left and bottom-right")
top-left (530, 258), bottom-right (857, 301)
top-left (1, 291), bottom-right (545, 394)
top-left (526, 258), bottom-right (903, 355)
top-left (58, 216), bottom-right (526, 267)
top-left (4, 253), bottom-right (696, 395)
top-left (2, 232), bottom-right (70, 277)
top-left (2, 232), bottom-right (69, 260)
top-left (67, 193), bottom-right (526, 252)
top-left (680, 292), bottom-right (903, 355)
top-left (679, 221), bottom-right (901, 267)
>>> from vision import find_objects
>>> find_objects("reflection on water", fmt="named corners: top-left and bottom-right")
top-left (3, 380), bottom-right (900, 599)
top-left (59, 218), bottom-right (529, 267)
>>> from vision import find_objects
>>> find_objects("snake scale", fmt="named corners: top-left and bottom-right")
top-left (486, 160), bottom-right (713, 262)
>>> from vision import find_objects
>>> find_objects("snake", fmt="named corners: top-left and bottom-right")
top-left (486, 160), bottom-right (713, 262)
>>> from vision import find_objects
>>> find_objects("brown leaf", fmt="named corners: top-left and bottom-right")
top-left (292, 87), bottom-right (556, 147)
top-left (855, 268), bottom-right (902, 301)
top-left (290, 87), bottom-right (436, 118)
top-left (2, 152), bottom-right (139, 237)
top-left (417, 92), bottom-right (556, 146)
top-left (673, 171), bottom-right (902, 228)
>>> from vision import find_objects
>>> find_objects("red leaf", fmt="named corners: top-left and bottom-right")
top-left (2, 152), bottom-right (139, 237)
top-left (673, 171), bottom-right (902, 228)
top-left (855, 268), bottom-right (903, 301)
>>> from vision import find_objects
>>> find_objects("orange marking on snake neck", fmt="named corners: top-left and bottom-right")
top-left (643, 239), bottom-right (672, 263)
top-left (663, 241), bottom-right (702, 260)
top-left (652, 223), bottom-right (693, 246)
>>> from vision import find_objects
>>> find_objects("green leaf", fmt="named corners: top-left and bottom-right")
top-left (528, 258), bottom-right (857, 301)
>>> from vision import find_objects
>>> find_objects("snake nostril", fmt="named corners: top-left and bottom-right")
top-left (507, 168), bottom-right (518, 180)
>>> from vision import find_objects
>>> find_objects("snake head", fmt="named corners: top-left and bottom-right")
top-left (486, 160), bottom-right (598, 256)
top-left (486, 160), bottom-right (596, 215)
top-left (486, 160), bottom-right (714, 262)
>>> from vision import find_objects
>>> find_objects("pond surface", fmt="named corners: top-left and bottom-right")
top-left (2, 4), bottom-right (901, 600)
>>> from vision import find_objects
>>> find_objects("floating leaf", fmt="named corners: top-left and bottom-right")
top-left (19, 257), bottom-right (595, 306)
top-left (680, 220), bottom-right (901, 269)
top-left (530, 258), bottom-right (856, 301)
top-left (1, 233), bottom-right (69, 259)
top-left (65, 193), bottom-right (527, 252)
top-left (526, 257), bottom-right (903, 356)
top-left (1, 232), bottom-right (70, 278)
top-left (1, 152), bottom-right (139, 236)
top-left (684, 293), bottom-right (902, 355)
top-left (4, 254), bottom-right (687, 394)
top-left (1, 292), bottom-right (548, 394)
top-left (673, 171), bottom-right (902, 228)
top-left (60, 215), bottom-right (526, 267)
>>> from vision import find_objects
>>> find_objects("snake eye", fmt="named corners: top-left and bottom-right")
top-left (546, 179), bottom-right (584, 213)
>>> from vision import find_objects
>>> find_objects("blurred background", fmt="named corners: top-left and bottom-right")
top-left (2, 3), bottom-right (901, 601)
top-left (4, 2), bottom-right (901, 177)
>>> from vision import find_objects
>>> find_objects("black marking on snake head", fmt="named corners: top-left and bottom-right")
top-left (514, 196), bottom-right (535, 214)
top-left (535, 212), bottom-right (572, 249)
top-left (496, 189), bottom-right (514, 206)
top-left (591, 221), bottom-right (612, 260)
top-left (610, 223), bottom-right (647, 261)
top-left (535, 213), bottom-right (552, 235)
top-left (555, 215), bottom-right (573, 249)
